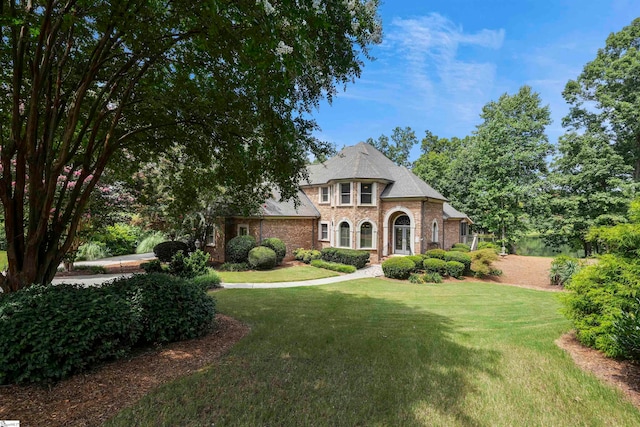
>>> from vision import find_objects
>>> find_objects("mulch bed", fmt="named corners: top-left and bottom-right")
top-left (0, 315), bottom-right (249, 427)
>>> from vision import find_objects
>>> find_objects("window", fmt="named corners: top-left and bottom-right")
top-left (431, 220), bottom-right (439, 243)
top-left (460, 222), bottom-right (468, 237)
top-left (319, 222), bottom-right (329, 241)
top-left (205, 225), bottom-right (216, 247)
top-left (238, 224), bottom-right (249, 236)
top-left (320, 186), bottom-right (330, 204)
top-left (359, 222), bottom-right (373, 249)
top-left (339, 221), bottom-right (351, 247)
top-left (340, 183), bottom-right (352, 205)
top-left (360, 183), bottom-right (373, 205)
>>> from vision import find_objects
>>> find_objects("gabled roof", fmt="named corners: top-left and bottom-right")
top-left (443, 202), bottom-right (473, 224)
top-left (305, 142), bottom-right (447, 201)
top-left (259, 188), bottom-right (320, 218)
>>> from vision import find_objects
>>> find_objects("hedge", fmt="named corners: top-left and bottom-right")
top-left (261, 238), bottom-right (286, 265)
top-left (294, 248), bottom-right (322, 264)
top-left (423, 258), bottom-right (447, 275)
top-left (445, 261), bottom-right (465, 278)
top-left (153, 240), bottom-right (189, 262)
top-left (382, 257), bottom-right (415, 280)
top-left (321, 247), bottom-right (369, 269)
top-left (310, 259), bottom-right (356, 273)
top-left (443, 251), bottom-right (472, 272)
top-left (424, 248), bottom-right (446, 260)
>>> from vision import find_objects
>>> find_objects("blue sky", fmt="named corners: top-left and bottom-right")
top-left (312, 0), bottom-right (640, 162)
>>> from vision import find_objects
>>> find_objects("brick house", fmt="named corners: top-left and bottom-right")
top-left (205, 142), bottom-right (472, 263)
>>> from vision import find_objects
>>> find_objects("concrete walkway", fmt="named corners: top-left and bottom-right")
top-left (73, 252), bottom-right (156, 267)
top-left (221, 264), bottom-right (384, 289)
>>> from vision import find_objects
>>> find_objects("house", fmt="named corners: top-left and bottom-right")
top-left (204, 142), bottom-right (472, 263)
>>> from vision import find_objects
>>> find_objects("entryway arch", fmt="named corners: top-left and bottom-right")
top-left (382, 207), bottom-right (416, 256)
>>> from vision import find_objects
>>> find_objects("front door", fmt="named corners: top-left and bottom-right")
top-left (393, 215), bottom-right (411, 255)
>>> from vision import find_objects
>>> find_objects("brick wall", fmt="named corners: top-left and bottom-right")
top-left (421, 200), bottom-right (444, 251)
top-left (443, 219), bottom-right (460, 250)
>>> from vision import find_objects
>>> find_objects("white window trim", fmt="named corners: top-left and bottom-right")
top-left (356, 219), bottom-right (377, 249)
top-left (337, 182), bottom-right (353, 206)
top-left (238, 224), bottom-right (249, 236)
top-left (336, 219), bottom-right (353, 248)
top-left (319, 186), bottom-right (331, 204)
top-left (431, 219), bottom-right (439, 243)
top-left (205, 226), bottom-right (217, 247)
top-left (319, 221), bottom-right (330, 242)
top-left (357, 182), bottom-right (376, 206)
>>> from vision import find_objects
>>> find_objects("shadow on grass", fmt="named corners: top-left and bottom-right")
top-left (108, 286), bottom-right (501, 427)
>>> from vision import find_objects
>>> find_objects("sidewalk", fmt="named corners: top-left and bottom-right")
top-left (221, 264), bottom-right (384, 289)
top-left (73, 252), bottom-right (156, 267)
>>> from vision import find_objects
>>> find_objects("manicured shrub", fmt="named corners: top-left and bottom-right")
top-left (470, 249), bottom-right (500, 277)
top-left (424, 248), bottom-right (446, 259)
top-left (549, 255), bottom-right (582, 286)
top-left (248, 246), bottom-right (277, 270)
top-left (169, 250), bottom-right (210, 279)
top-left (444, 251), bottom-right (472, 272)
top-left (136, 231), bottom-right (167, 254)
top-left (261, 237), bottom-right (286, 265)
top-left (406, 255), bottom-right (424, 271)
top-left (141, 259), bottom-right (164, 273)
top-left (445, 261), bottom-right (465, 279)
top-left (0, 284), bottom-right (141, 384)
top-left (109, 273), bottom-right (216, 345)
top-left (451, 243), bottom-right (470, 252)
top-left (153, 240), bottom-right (189, 262)
top-left (293, 248), bottom-right (323, 264)
top-left (310, 259), bottom-right (356, 273)
top-left (477, 241), bottom-right (500, 254)
top-left (321, 247), bottom-right (369, 269)
top-left (190, 269), bottom-right (222, 290)
top-left (225, 235), bottom-right (257, 263)
top-left (217, 262), bottom-right (250, 272)
top-left (75, 241), bottom-right (110, 261)
top-left (423, 258), bottom-right (447, 275)
top-left (382, 257), bottom-right (415, 280)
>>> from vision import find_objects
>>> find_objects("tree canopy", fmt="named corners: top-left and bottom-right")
top-left (366, 126), bottom-right (417, 167)
top-left (0, 0), bottom-right (382, 291)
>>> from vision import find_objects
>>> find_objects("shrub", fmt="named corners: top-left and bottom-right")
top-left (225, 235), bottom-right (257, 263)
top-left (423, 272), bottom-right (443, 283)
top-left (190, 269), bottom-right (222, 290)
top-left (136, 231), bottom-right (167, 254)
top-left (446, 261), bottom-right (465, 279)
top-left (0, 284), bottom-right (141, 384)
top-left (424, 248), bottom-right (446, 259)
top-left (477, 241), bottom-right (500, 254)
top-left (444, 251), bottom-right (472, 272)
top-left (141, 259), bottom-right (164, 273)
top-left (408, 273), bottom-right (424, 284)
top-left (248, 246), bottom-right (277, 270)
top-left (261, 238), bottom-right (286, 265)
top-left (310, 259), bottom-right (356, 273)
top-left (451, 243), bottom-right (470, 252)
top-left (423, 258), bottom-right (447, 275)
top-left (321, 247), bottom-right (369, 269)
top-left (153, 240), bottom-right (189, 262)
top-left (549, 255), bottom-right (582, 286)
top-left (169, 250), bottom-right (210, 279)
top-left (382, 257), bottom-right (415, 280)
top-left (406, 255), bottom-right (424, 271)
top-left (109, 273), bottom-right (216, 345)
top-left (75, 241), bottom-right (110, 261)
top-left (217, 262), bottom-right (250, 272)
top-left (470, 249), bottom-right (500, 277)
top-left (94, 223), bottom-right (142, 256)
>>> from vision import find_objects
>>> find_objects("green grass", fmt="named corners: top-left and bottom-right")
top-left (217, 265), bottom-right (339, 283)
top-left (107, 280), bottom-right (640, 426)
top-left (0, 250), bottom-right (6, 270)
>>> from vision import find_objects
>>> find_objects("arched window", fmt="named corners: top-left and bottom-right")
top-left (432, 220), bottom-right (439, 243)
top-left (339, 221), bottom-right (351, 248)
top-left (359, 222), bottom-right (373, 249)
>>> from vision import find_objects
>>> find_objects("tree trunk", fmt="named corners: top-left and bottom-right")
top-left (583, 240), bottom-right (592, 257)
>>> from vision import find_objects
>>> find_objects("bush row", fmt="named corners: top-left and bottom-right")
top-left (0, 274), bottom-right (216, 384)
top-left (310, 259), bottom-right (357, 273)
top-left (293, 248), bottom-right (322, 264)
top-left (320, 248), bottom-right (369, 269)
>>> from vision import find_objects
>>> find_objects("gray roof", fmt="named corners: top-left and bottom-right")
top-left (306, 142), bottom-right (447, 201)
top-left (260, 188), bottom-right (320, 218)
top-left (443, 202), bottom-right (473, 223)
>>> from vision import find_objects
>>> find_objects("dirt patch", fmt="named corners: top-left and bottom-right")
top-left (0, 314), bottom-right (249, 427)
top-left (55, 261), bottom-right (146, 277)
top-left (556, 332), bottom-right (640, 408)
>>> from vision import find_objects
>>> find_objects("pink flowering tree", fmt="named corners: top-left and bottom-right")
top-left (0, 0), bottom-right (381, 292)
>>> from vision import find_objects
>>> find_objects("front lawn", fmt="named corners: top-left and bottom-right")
top-left (217, 264), bottom-right (339, 283)
top-left (108, 280), bottom-right (640, 426)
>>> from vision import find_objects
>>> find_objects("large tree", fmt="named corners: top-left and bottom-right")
top-left (563, 17), bottom-right (640, 180)
top-left (366, 126), bottom-right (417, 167)
top-left (466, 86), bottom-right (552, 246)
top-left (0, 0), bottom-right (381, 292)
top-left (544, 131), bottom-right (636, 255)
